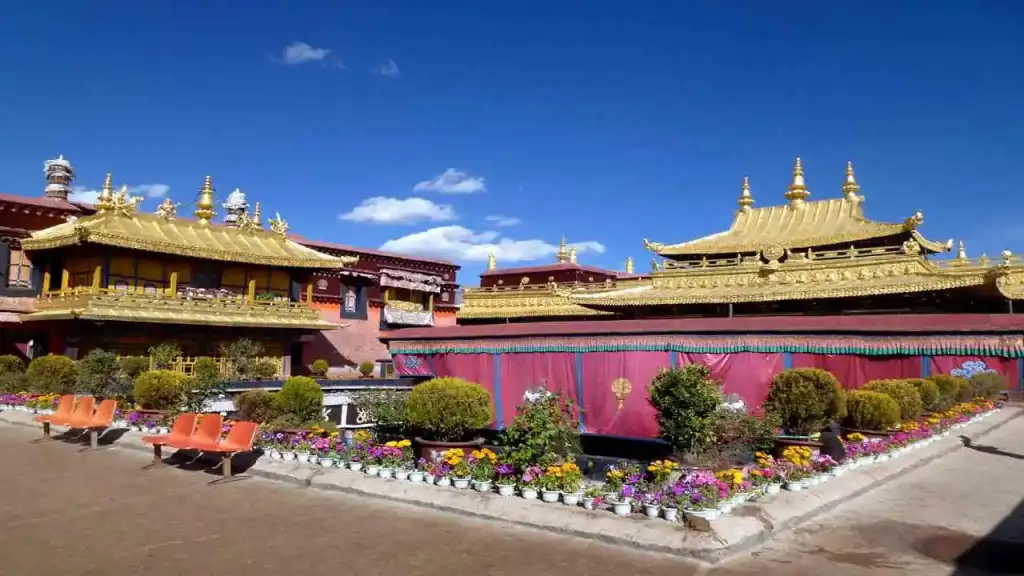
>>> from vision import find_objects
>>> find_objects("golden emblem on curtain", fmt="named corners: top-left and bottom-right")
top-left (611, 377), bottom-right (632, 410)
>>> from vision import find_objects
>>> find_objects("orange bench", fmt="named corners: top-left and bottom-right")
top-left (33, 395), bottom-right (75, 439)
top-left (71, 399), bottom-right (118, 450)
top-left (190, 421), bottom-right (260, 483)
top-left (141, 412), bottom-right (199, 467)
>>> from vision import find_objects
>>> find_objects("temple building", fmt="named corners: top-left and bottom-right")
top-left (18, 174), bottom-right (352, 376)
top-left (383, 158), bottom-right (1024, 438)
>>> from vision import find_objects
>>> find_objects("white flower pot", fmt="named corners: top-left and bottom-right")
top-left (158, 427), bottom-right (170, 435)
top-left (686, 508), bottom-right (720, 521)
top-left (582, 497), bottom-right (597, 510)
top-left (541, 490), bottom-right (560, 503)
top-left (436, 476), bottom-right (452, 488)
top-left (612, 500), bottom-right (631, 516)
top-left (719, 501), bottom-right (734, 514)
top-left (296, 452), bottom-right (311, 464)
top-left (423, 473), bottom-right (435, 485)
top-left (366, 465), bottom-right (380, 476)
top-left (407, 471), bottom-right (422, 482)
top-left (644, 504), bottom-right (661, 518)
top-left (378, 468), bottom-right (393, 479)
top-left (319, 458), bottom-right (335, 468)
top-left (497, 484), bottom-right (516, 496)
top-left (394, 470), bottom-right (410, 481)
top-left (268, 450), bottom-right (281, 460)
top-left (806, 476), bottom-right (821, 487)
top-left (663, 507), bottom-right (679, 522)
top-left (765, 484), bottom-right (781, 495)
top-left (521, 488), bottom-right (538, 499)
top-left (453, 477), bottom-right (471, 489)
top-left (830, 467), bottom-right (845, 477)
top-left (349, 461), bottom-right (363, 472)
top-left (282, 452), bottom-right (296, 461)
top-left (784, 481), bottom-right (804, 492)
top-left (562, 492), bottom-right (583, 506)
top-left (473, 480), bottom-right (492, 492)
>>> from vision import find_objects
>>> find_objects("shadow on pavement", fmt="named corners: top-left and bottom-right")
top-left (959, 435), bottom-right (1024, 462)
top-left (949, 496), bottom-right (1024, 575)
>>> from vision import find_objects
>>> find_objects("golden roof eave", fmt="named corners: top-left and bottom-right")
top-left (458, 285), bottom-right (614, 319)
top-left (22, 212), bottom-right (355, 269)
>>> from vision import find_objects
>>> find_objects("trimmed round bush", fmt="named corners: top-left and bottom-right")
top-left (405, 377), bottom-right (493, 442)
top-left (763, 368), bottom-right (846, 436)
top-left (845, 390), bottom-right (901, 431)
top-left (27, 354), bottom-right (77, 394)
top-left (358, 360), bottom-right (376, 377)
top-left (193, 357), bottom-right (220, 381)
top-left (273, 376), bottom-right (324, 426)
top-left (237, 389), bottom-right (277, 423)
top-left (953, 377), bottom-right (973, 403)
top-left (253, 359), bottom-right (280, 380)
top-left (862, 379), bottom-right (923, 421)
top-left (0, 355), bottom-right (25, 374)
top-left (905, 378), bottom-right (940, 412)
top-left (133, 370), bottom-right (187, 410)
top-left (926, 374), bottom-right (965, 410)
top-left (310, 359), bottom-right (329, 378)
top-left (118, 356), bottom-right (150, 379)
top-left (648, 364), bottom-right (723, 458)
top-left (969, 372), bottom-right (1006, 400)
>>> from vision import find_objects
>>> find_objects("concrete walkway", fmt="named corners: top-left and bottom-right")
top-left (1, 414), bottom-right (1022, 575)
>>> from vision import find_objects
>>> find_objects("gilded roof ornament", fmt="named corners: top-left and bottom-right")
top-left (785, 157), bottom-right (810, 208)
top-left (269, 212), bottom-right (289, 237)
top-left (737, 176), bottom-right (754, 212)
top-left (556, 236), bottom-right (569, 263)
top-left (625, 256), bottom-right (634, 274)
top-left (643, 238), bottom-right (664, 252)
top-left (252, 202), bottom-right (262, 227)
top-left (194, 176), bottom-right (217, 225)
top-left (902, 210), bottom-right (924, 231)
top-left (842, 161), bottom-right (862, 202)
top-left (96, 173), bottom-right (115, 211)
top-left (155, 197), bottom-right (179, 221)
top-left (109, 184), bottom-right (141, 217)
top-left (487, 252), bottom-right (496, 271)
top-left (955, 240), bottom-right (968, 263)
top-left (568, 246), bottom-right (577, 264)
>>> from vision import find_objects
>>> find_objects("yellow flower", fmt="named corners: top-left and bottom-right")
top-left (385, 441), bottom-right (398, 447)
top-left (397, 439), bottom-right (412, 448)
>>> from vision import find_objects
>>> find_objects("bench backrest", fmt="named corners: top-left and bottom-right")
top-left (222, 421), bottom-right (259, 452)
top-left (169, 413), bottom-right (199, 440)
top-left (192, 414), bottom-right (224, 444)
top-left (90, 399), bottom-right (118, 426)
top-left (53, 395), bottom-right (75, 417)
top-left (70, 396), bottom-right (96, 420)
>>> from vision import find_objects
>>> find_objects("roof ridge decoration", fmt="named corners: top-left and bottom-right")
top-left (194, 176), bottom-right (217, 224)
top-left (737, 177), bottom-right (754, 213)
top-left (784, 157), bottom-right (810, 208)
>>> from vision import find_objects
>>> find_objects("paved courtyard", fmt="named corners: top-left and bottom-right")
top-left (1, 415), bottom-right (1022, 576)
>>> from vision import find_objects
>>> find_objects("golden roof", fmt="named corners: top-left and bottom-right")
top-left (21, 288), bottom-right (343, 330)
top-left (458, 285), bottom-right (612, 319)
top-left (23, 207), bottom-right (354, 269)
top-left (647, 160), bottom-right (951, 257)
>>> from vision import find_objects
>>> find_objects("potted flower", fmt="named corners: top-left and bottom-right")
top-left (377, 444), bottom-right (403, 478)
top-left (348, 441), bottom-right (365, 472)
top-left (661, 488), bottom-right (684, 522)
top-left (405, 377), bottom-right (493, 460)
top-left (445, 449), bottom-right (472, 489)
top-left (642, 490), bottom-right (663, 518)
top-left (294, 436), bottom-right (313, 464)
top-left (469, 448), bottom-right (497, 491)
top-left (610, 485), bottom-right (634, 516)
top-left (494, 463), bottom-right (517, 496)
top-left (684, 483), bottom-right (723, 522)
top-left (783, 464), bottom-right (811, 491)
top-left (384, 439), bottom-right (414, 479)
top-left (434, 461), bottom-right (453, 487)
top-left (558, 462), bottom-right (584, 505)
top-left (538, 467), bottom-right (562, 502)
top-left (647, 459), bottom-right (679, 485)
top-left (520, 466), bottom-right (542, 499)
top-left (364, 444), bottom-right (382, 475)
top-left (415, 458), bottom-right (431, 484)
top-left (408, 458), bottom-right (426, 483)
top-left (581, 487), bottom-right (603, 510)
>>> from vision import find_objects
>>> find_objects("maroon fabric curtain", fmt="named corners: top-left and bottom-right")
top-left (677, 353), bottom-right (784, 411)
top-left (432, 353), bottom-right (497, 426)
top-left (392, 354), bottom-right (434, 376)
top-left (498, 353), bottom-right (578, 428)
top-left (928, 356), bottom-right (1019, 389)
top-left (580, 351), bottom-right (671, 439)
top-left (792, 354), bottom-right (920, 389)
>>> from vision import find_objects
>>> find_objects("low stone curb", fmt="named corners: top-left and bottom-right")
top-left (2, 406), bottom-right (1020, 564)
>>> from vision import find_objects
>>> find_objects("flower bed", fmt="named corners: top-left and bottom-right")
top-left (246, 398), bottom-right (1003, 528)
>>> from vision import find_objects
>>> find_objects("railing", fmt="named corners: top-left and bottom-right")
top-left (117, 355), bottom-right (286, 379)
top-left (463, 282), bottom-right (617, 295)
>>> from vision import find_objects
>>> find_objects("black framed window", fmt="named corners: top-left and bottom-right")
top-left (7, 248), bottom-right (32, 288)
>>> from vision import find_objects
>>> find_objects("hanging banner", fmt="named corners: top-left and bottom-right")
top-left (792, 354), bottom-right (919, 389)
top-left (580, 351), bottom-right (671, 439)
top-left (498, 353), bottom-right (578, 428)
top-left (677, 352), bottom-right (784, 411)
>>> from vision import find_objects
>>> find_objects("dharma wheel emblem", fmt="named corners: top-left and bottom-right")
top-left (611, 377), bottom-right (632, 410)
top-left (760, 243), bottom-right (785, 263)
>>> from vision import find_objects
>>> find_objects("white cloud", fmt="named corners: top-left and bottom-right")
top-left (340, 197), bottom-right (456, 225)
top-left (68, 183), bottom-right (169, 205)
top-left (485, 215), bottom-right (520, 227)
top-left (413, 168), bottom-right (486, 194)
top-left (374, 58), bottom-right (400, 78)
top-left (277, 42), bottom-right (332, 65)
top-left (379, 225), bottom-right (606, 263)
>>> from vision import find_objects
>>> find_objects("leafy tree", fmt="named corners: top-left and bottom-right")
top-left (500, 391), bottom-right (581, 469)
top-left (648, 365), bottom-right (723, 460)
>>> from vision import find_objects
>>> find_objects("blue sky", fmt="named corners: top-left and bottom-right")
top-left (1, 1), bottom-right (1022, 283)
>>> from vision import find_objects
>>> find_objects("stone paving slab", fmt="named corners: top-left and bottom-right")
top-left (2, 405), bottom-right (1019, 564)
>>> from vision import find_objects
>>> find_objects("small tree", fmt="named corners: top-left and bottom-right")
top-left (969, 372), bottom-right (1006, 400)
top-left (500, 390), bottom-right (581, 469)
top-left (762, 368), bottom-right (846, 436)
top-left (358, 360), bottom-right (376, 377)
top-left (272, 376), bottom-right (324, 426)
top-left (27, 354), bottom-right (77, 394)
top-left (74, 349), bottom-right (128, 398)
top-left (0, 355), bottom-right (25, 375)
top-left (147, 342), bottom-right (182, 370)
top-left (926, 374), bottom-right (966, 410)
top-left (863, 379), bottom-right (923, 421)
top-left (360, 388), bottom-right (410, 440)
top-left (182, 357), bottom-right (225, 413)
top-left (846, 390), bottom-right (900, 431)
top-left (310, 359), bottom-right (329, 378)
top-left (648, 365), bottom-right (723, 460)
top-left (134, 370), bottom-right (187, 410)
top-left (236, 389), bottom-right (277, 423)
top-left (118, 356), bottom-right (150, 380)
top-left (405, 377), bottom-right (493, 442)
top-left (220, 338), bottom-right (264, 380)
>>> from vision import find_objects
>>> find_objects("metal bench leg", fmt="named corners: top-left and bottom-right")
top-left (78, 429), bottom-right (113, 453)
top-left (209, 453), bottom-right (249, 485)
top-left (32, 422), bottom-right (55, 443)
top-left (142, 444), bottom-right (165, 470)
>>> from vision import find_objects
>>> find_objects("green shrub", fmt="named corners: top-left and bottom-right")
top-left (220, 338), bottom-right (264, 380)
top-left (236, 389), bottom-right (277, 423)
top-left (0, 372), bottom-right (27, 393)
top-left (0, 355), bottom-right (25, 374)
top-left (905, 378), bottom-right (940, 412)
top-left (147, 342), bottom-right (182, 370)
top-left (118, 356), bottom-right (150, 379)
top-left (253, 359), bottom-right (280, 380)
top-left (310, 359), bottom-right (329, 378)
top-left (182, 358), bottom-right (225, 413)
top-left (360, 388), bottom-right (411, 440)
top-left (75, 349), bottom-right (127, 397)
top-left (953, 377), bottom-right (974, 403)
top-left (405, 377), bottom-right (493, 442)
top-left (500, 391), bottom-right (581, 468)
top-left (273, 376), bottom-right (324, 426)
top-left (845, 390), bottom-right (901, 431)
top-left (193, 357), bottom-right (220, 381)
top-left (710, 408), bottom-right (780, 463)
top-left (763, 368), bottom-right (846, 436)
top-left (27, 354), bottom-right (76, 394)
top-left (133, 370), bottom-right (187, 410)
top-left (863, 379), bottom-right (923, 420)
top-left (926, 374), bottom-right (966, 410)
top-left (969, 372), bottom-right (1006, 400)
top-left (358, 360), bottom-right (376, 377)
top-left (647, 365), bottom-right (723, 459)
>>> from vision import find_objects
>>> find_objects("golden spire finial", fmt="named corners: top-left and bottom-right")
top-left (785, 157), bottom-right (810, 207)
top-left (487, 252), bottom-right (496, 271)
top-left (625, 256), bottom-right (634, 274)
top-left (96, 173), bottom-right (115, 210)
top-left (194, 175), bottom-right (216, 225)
top-left (568, 246), bottom-right (577, 264)
top-left (956, 240), bottom-right (968, 262)
top-left (556, 235), bottom-right (569, 263)
top-left (842, 161), bottom-right (862, 202)
top-left (737, 176), bottom-right (754, 212)
top-left (252, 202), bottom-right (262, 227)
